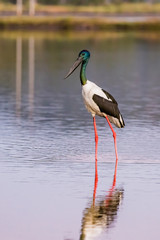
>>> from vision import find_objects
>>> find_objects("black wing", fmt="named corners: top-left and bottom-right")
top-left (93, 93), bottom-right (125, 127)
top-left (92, 94), bottom-right (120, 119)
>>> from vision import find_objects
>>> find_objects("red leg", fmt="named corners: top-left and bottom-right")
top-left (93, 117), bottom-right (98, 179)
top-left (93, 171), bottom-right (98, 206)
top-left (105, 116), bottom-right (118, 178)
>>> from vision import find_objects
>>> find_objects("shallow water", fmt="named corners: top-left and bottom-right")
top-left (0, 31), bottom-right (160, 240)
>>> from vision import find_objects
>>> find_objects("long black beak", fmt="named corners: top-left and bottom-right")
top-left (64, 56), bottom-right (83, 79)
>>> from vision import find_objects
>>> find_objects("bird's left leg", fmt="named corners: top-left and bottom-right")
top-left (93, 116), bottom-right (98, 180)
top-left (105, 116), bottom-right (118, 179)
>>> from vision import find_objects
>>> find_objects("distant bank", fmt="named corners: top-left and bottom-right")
top-left (0, 3), bottom-right (160, 31)
top-left (0, 15), bottom-right (160, 31)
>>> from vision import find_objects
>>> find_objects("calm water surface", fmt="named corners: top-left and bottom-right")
top-left (0, 31), bottom-right (160, 240)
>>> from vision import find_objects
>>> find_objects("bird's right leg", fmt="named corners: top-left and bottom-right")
top-left (93, 117), bottom-right (98, 180)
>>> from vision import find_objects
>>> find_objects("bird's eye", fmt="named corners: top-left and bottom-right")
top-left (82, 53), bottom-right (85, 56)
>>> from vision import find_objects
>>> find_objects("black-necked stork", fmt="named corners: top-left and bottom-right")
top-left (65, 50), bottom-right (125, 178)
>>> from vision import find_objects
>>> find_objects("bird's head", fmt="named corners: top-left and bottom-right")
top-left (65, 50), bottom-right (90, 79)
top-left (78, 49), bottom-right (90, 61)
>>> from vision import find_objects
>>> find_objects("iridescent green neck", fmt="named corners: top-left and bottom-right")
top-left (80, 60), bottom-right (88, 85)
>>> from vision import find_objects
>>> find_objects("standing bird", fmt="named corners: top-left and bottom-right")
top-left (65, 50), bottom-right (125, 178)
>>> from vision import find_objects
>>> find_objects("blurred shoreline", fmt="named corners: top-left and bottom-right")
top-left (1, 3), bottom-right (160, 31)
top-left (0, 15), bottom-right (160, 31)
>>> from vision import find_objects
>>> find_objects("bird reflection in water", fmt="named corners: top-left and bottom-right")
top-left (79, 169), bottom-right (124, 240)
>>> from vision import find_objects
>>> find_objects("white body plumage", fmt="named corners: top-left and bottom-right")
top-left (82, 80), bottom-right (108, 117)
